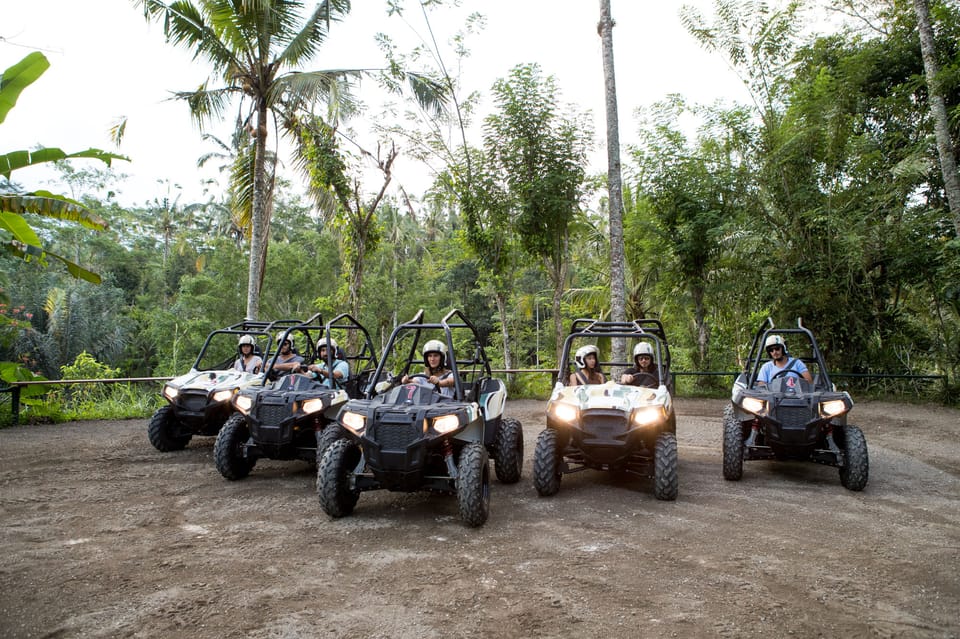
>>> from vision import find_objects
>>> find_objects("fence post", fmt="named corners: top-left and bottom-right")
top-left (11, 384), bottom-right (20, 425)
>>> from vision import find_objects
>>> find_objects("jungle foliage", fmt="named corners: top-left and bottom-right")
top-left (2, 0), bottom-right (959, 422)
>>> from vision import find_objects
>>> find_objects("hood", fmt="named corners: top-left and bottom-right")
top-left (168, 369), bottom-right (262, 392)
top-left (549, 380), bottom-right (669, 412)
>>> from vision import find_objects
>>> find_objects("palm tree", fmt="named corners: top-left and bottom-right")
top-left (136, 0), bottom-right (445, 320)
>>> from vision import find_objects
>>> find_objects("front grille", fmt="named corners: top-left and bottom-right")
top-left (583, 411), bottom-right (629, 439)
top-left (256, 404), bottom-right (291, 427)
top-left (374, 421), bottom-right (421, 450)
top-left (778, 405), bottom-right (809, 428)
top-left (180, 393), bottom-right (208, 412)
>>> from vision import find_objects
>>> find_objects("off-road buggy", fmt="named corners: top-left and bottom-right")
top-left (723, 318), bottom-right (868, 491)
top-left (317, 309), bottom-right (523, 527)
top-left (148, 318), bottom-right (300, 452)
top-left (214, 313), bottom-right (378, 480)
top-left (533, 319), bottom-right (679, 500)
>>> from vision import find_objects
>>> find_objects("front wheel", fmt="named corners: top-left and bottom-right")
top-left (318, 439), bottom-right (362, 517)
top-left (722, 407), bottom-right (744, 481)
top-left (213, 414), bottom-right (255, 480)
top-left (838, 425), bottom-right (869, 491)
top-left (316, 424), bottom-right (345, 464)
top-left (456, 442), bottom-right (490, 527)
top-left (653, 432), bottom-right (679, 501)
top-left (147, 405), bottom-right (192, 452)
top-left (532, 429), bottom-right (561, 497)
top-left (493, 418), bottom-right (524, 484)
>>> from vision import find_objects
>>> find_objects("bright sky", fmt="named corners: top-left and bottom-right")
top-left (2, 0), bottom-right (751, 208)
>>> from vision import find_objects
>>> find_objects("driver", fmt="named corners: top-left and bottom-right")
top-left (271, 334), bottom-right (305, 375)
top-left (619, 342), bottom-right (659, 388)
top-left (402, 340), bottom-right (455, 397)
top-left (756, 335), bottom-right (812, 386)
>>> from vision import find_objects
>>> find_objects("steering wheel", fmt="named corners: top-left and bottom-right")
top-left (771, 369), bottom-right (798, 381)
top-left (630, 372), bottom-right (659, 388)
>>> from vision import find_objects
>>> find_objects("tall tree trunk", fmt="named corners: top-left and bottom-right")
top-left (692, 280), bottom-right (709, 386)
top-left (599, 0), bottom-right (627, 361)
top-left (914, 0), bottom-right (960, 236)
top-left (494, 290), bottom-right (514, 387)
top-left (246, 102), bottom-right (269, 320)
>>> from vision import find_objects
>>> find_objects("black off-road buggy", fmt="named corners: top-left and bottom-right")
top-left (317, 309), bottom-right (523, 527)
top-left (148, 318), bottom-right (300, 452)
top-left (723, 318), bottom-right (869, 491)
top-left (213, 313), bottom-right (378, 480)
top-left (533, 319), bottom-right (679, 500)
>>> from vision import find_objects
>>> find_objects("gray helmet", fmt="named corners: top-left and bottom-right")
top-left (574, 344), bottom-right (599, 369)
top-left (764, 335), bottom-right (786, 355)
top-left (276, 333), bottom-right (294, 350)
top-left (633, 342), bottom-right (654, 364)
top-left (422, 339), bottom-right (447, 368)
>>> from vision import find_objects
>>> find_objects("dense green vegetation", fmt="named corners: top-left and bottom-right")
top-left (2, 0), bottom-right (958, 423)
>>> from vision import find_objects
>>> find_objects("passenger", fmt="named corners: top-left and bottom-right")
top-left (756, 335), bottom-right (812, 386)
top-left (305, 339), bottom-right (349, 389)
top-left (569, 345), bottom-right (606, 386)
top-left (620, 342), bottom-right (660, 388)
top-left (233, 334), bottom-right (263, 374)
top-left (402, 340), bottom-right (455, 398)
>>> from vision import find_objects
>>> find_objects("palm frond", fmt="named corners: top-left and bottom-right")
top-left (1, 148), bottom-right (128, 179)
top-left (1, 193), bottom-right (107, 230)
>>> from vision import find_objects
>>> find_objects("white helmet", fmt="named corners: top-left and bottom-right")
top-left (422, 339), bottom-right (447, 367)
top-left (277, 333), bottom-right (294, 349)
top-left (238, 334), bottom-right (256, 346)
top-left (633, 342), bottom-right (654, 359)
top-left (764, 335), bottom-right (786, 354)
top-left (320, 337), bottom-right (337, 351)
top-left (574, 344), bottom-right (599, 369)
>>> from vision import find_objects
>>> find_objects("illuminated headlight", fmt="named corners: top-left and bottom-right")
top-left (301, 398), bottom-right (326, 415)
top-left (212, 389), bottom-right (234, 403)
top-left (432, 414), bottom-right (461, 434)
top-left (741, 397), bottom-right (766, 414)
top-left (820, 399), bottom-right (848, 418)
top-left (162, 385), bottom-right (179, 401)
top-left (341, 411), bottom-right (367, 435)
top-left (551, 403), bottom-right (579, 424)
top-left (632, 406), bottom-right (664, 427)
top-left (234, 395), bottom-right (253, 414)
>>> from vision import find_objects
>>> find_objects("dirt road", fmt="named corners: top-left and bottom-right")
top-left (1, 399), bottom-right (958, 638)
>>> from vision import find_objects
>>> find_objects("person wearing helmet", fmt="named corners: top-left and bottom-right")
top-left (271, 333), bottom-right (304, 375)
top-left (569, 344), bottom-right (605, 386)
top-left (620, 342), bottom-right (660, 388)
top-left (233, 334), bottom-right (263, 374)
top-left (305, 338), bottom-right (349, 389)
top-left (402, 339), bottom-right (455, 397)
top-left (757, 334), bottom-right (812, 386)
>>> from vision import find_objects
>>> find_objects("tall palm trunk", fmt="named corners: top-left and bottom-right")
top-left (914, 0), bottom-right (960, 236)
top-left (494, 290), bottom-right (514, 387)
top-left (246, 102), bottom-right (269, 320)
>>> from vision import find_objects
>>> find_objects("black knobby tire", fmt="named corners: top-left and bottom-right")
top-left (838, 425), bottom-right (869, 491)
top-left (456, 442), bottom-right (490, 527)
top-left (318, 439), bottom-right (362, 518)
top-left (316, 424), bottom-right (345, 464)
top-left (653, 431), bottom-right (679, 501)
top-left (532, 429), bottom-right (562, 497)
top-left (493, 418), bottom-right (524, 484)
top-left (722, 406), bottom-right (745, 481)
top-left (213, 414), bottom-right (256, 480)
top-left (147, 405), bottom-right (192, 452)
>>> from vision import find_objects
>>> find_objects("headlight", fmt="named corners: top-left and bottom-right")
top-left (551, 402), bottom-right (579, 424)
top-left (820, 399), bottom-right (848, 417)
top-left (234, 395), bottom-right (253, 414)
top-left (302, 397), bottom-right (326, 415)
top-left (632, 406), bottom-right (664, 427)
top-left (212, 389), bottom-right (234, 403)
top-left (163, 385), bottom-right (179, 401)
top-left (432, 414), bottom-right (461, 434)
top-left (341, 411), bottom-right (366, 435)
top-left (741, 397), bottom-right (766, 414)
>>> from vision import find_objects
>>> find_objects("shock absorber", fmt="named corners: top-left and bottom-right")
top-left (744, 419), bottom-right (760, 448)
top-left (442, 439), bottom-right (458, 478)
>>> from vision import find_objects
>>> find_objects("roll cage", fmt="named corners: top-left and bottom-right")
top-left (363, 308), bottom-right (493, 401)
top-left (742, 318), bottom-right (833, 391)
top-left (557, 318), bottom-right (673, 389)
top-left (193, 317), bottom-right (307, 373)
